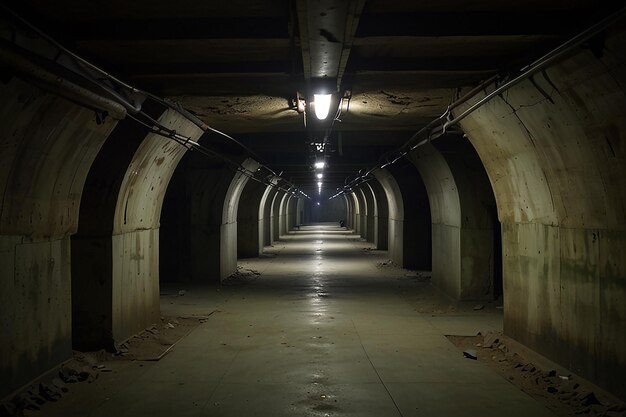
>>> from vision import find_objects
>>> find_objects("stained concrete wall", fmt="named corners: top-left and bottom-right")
top-left (237, 179), bottom-right (270, 258)
top-left (73, 107), bottom-right (203, 349)
top-left (372, 168), bottom-right (404, 265)
top-left (457, 25), bottom-right (626, 397)
top-left (343, 194), bottom-right (353, 229)
top-left (356, 188), bottom-right (368, 239)
top-left (259, 183), bottom-right (279, 249)
top-left (0, 79), bottom-right (118, 398)
top-left (287, 196), bottom-right (299, 229)
top-left (349, 192), bottom-right (361, 235)
top-left (373, 163), bottom-right (431, 269)
top-left (182, 156), bottom-right (260, 280)
top-left (360, 184), bottom-right (376, 243)
top-left (278, 192), bottom-right (290, 237)
top-left (270, 190), bottom-right (284, 243)
top-left (406, 138), bottom-right (496, 300)
top-left (366, 180), bottom-right (389, 250)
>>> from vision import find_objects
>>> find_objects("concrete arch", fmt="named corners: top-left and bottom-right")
top-left (0, 79), bottom-right (118, 396)
top-left (359, 184), bottom-right (376, 243)
top-left (373, 161), bottom-right (431, 269)
top-left (72, 107), bottom-right (203, 348)
top-left (259, 181), bottom-right (279, 248)
top-left (365, 180), bottom-right (389, 250)
top-left (372, 168), bottom-right (404, 264)
top-left (237, 179), bottom-right (271, 258)
top-left (287, 195), bottom-right (298, 230)
top-left (270, 189), bottom-right (284, 243)
top-left (406, 138), bottom-right (497, 300)
top-left (177, 155), bottom-right (260, 281)
top-left (355, 187), bottom-right (368, 239)
top-left (278, 191), bottom-right (292, 237)
top-left (343, 194), bottom-right (353, 228)
top-left (349, 192), bottom-right (360, 235)
top-left (457, 27), bottom-right (626, 396)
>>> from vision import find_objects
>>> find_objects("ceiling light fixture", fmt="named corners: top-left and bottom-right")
top-left (314, 161), bottom-right (325, 169)
top-left (316, 173), bottom-right (323, 179)
top-left (314, 94), bottom-right (332, 120)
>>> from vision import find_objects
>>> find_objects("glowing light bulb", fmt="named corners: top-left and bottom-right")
top-left (314, 94), bottom-right (332, 120)
top-left (314, 161), bottom-right (325, 169)
top-left (316, 173), bottom-right (323, 179)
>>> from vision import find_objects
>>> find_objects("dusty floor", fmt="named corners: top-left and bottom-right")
top-left (17, 224), bottom-right (622, 416)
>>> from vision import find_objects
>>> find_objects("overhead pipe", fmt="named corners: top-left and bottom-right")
top-left (0, 4), bottom-right (309, 199)
top-left (331, 5), bottom-right (626, 199)
top-left (0, 41), bottom-right (127, 120)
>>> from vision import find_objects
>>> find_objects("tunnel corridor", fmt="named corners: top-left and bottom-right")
top-left (1, 1), bottom-right (625, 415)
top-left (39, 224), bottom-right (553, 417)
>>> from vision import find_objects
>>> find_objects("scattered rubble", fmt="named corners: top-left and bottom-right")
top-left (222, 266), bottom-right (261, 285)
top-left (447, 332), bottom-right (626, 416)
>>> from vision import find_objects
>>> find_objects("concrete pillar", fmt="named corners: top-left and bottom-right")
top-left (406, 138), bottom-right (496, 300)
top-left (237, 179), bottom-right (270, 258)
top-left (184, 156), bottom-right (260, 281)
top-left (72, 107), bottom-right (202, 350)
top-left (278, 191), bottom-right (292, 237)
top-left (457, 28), bottom-right (626, 397)
top-left (355, 188), bottom-right (368, 239)
top-left (373, 162), bottom-right (431, 270)
top-left (343, 194), bottom-right (352, 228)
top-left (360, 183), bottom-right (376, 243)
top-left (0, 78), bottom-right (118, 397)
top-left (270, 190), bottom-right (284, 243)
top-left (259, 182), bottom-right (279, 249)
top-left (366, 180), bottom-right (389, 250)
top-left (349, 192), bottom-right (360, 235)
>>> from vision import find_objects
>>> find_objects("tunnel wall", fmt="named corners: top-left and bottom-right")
top-left (366, 180), bottom-right (389, 250)
top-left (0, 79), bottom-right (118, 398)
top-left (185, 156), bottom-right (259, 280)
top-left (356, 188), bottom-right (368, 239)
top-left (343, 194), bottom-right (352, 229)
top-left (237, 179), bottom-right (269, 258)
top-left (259, 183), bottom-right (279, 249)
top-left (372, 169), bottom-right (404, 265)
top-left (73, 108), bottom-right (203, 348)
top-left (270, 190), bottom-right (283, 242)
top-left (457, 26), bottom-right (626, 397)
top-left (112, 110), bottom-right (202, 340)
top-left (278, 192), bottom-right (291, 237)
top-left (361, 185), bottom-right (376, 243)
top-left (407, 139), bottom-right (496, 300)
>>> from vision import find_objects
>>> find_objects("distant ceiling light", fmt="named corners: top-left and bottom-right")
top-left (317, 202), bottom-right (320, 206)
top-left (314, 161), bottom-right (325, 169)
top-left (317, 181), bottom-right (322, 187)
top-left (314, 94), bottom-right (332, 120)
top-left (316, 173), bottom-right (323, 179)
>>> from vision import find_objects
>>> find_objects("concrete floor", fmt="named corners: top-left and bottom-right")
top-left (45, 224), bottom-right (556, 416)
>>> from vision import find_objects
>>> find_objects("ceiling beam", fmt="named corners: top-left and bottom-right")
top-left (356, 11), bottom-right (594, 37)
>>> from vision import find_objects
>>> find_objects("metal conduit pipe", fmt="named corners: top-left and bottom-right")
top-left (332, 5), bottom-right (626, 198)
top-left (1, 4), bottom-right (298, 195)
top-left (443, 5), bottom-right (626, 130)
top-left (0, 42), bottom-right (127, 120)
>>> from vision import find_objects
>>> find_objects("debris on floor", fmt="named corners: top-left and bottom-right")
top-left (463, 349), bottom-right (478, 360)
top-left (222, 266), bottom-right (261, 285)
top-left (0, 350), bottom-right (110, 416)
top-left (447, 333), bottom-right (626, 417)
top-left (113, 314), bottom-right (211, 361)
top-left (375, 259), bottom-right (395, 268)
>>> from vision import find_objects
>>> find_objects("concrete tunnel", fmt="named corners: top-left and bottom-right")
top-left (0, 1), bottom-right (625, 415)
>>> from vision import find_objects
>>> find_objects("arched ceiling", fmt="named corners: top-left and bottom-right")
top-left (5, 0), bottom-right (615, 194)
